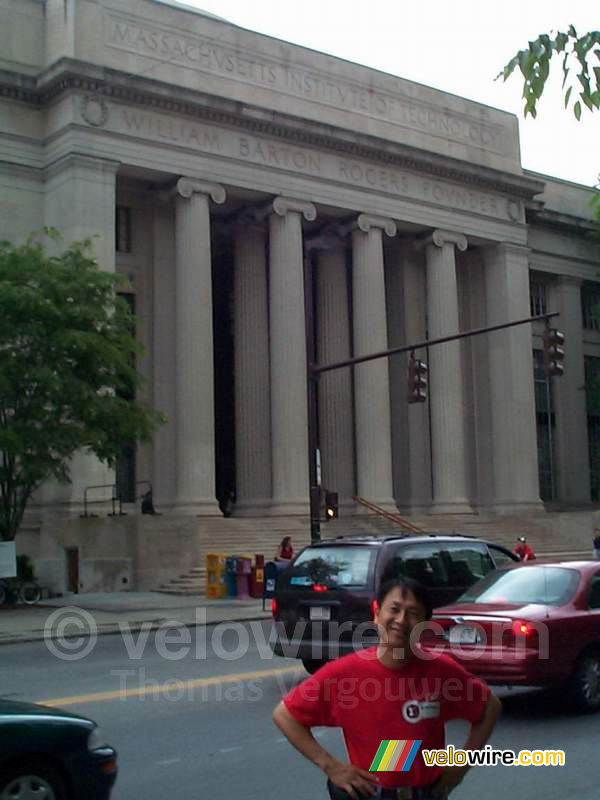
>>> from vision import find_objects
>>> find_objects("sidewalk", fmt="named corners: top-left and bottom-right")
top-left (0, 592), bottom-right (273, 646)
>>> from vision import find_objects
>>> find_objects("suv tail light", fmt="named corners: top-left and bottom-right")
top-left (271, 598), bottom-right (278, 618)
top-left (370, 598), bottom-right (379, 618)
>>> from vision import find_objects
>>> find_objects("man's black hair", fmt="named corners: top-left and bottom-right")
top-left (376, 567), bottom-right (433, 620)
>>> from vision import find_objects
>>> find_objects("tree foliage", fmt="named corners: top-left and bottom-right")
top-left (0, 232), bottom-right (164, 541)
top-left (499, 25), bottom-right (600, 121)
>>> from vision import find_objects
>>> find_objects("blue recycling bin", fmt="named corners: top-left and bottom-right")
top-left (225, 556), bottom-right (238, 597)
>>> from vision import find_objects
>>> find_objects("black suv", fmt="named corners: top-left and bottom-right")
top-left (270, 533), bottom-right (517, 672)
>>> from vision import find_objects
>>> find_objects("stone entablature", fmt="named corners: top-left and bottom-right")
top-left (4, 0), bottom-right (521, 173)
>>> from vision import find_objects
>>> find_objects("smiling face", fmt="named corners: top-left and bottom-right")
top-left (374, 585), bottom-right (428, 655)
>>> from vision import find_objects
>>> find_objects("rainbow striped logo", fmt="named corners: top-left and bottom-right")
top-left (369, 740), bottom-right (422, 772)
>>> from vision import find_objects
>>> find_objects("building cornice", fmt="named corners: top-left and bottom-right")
top-left (0, 60), bottom-right (547, 201)
top-left (527, 207), bottom-right (600, 238)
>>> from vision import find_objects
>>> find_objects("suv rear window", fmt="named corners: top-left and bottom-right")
top-left (389, 542), bottom-right (494, 590)
top-left (285, 546), bottom-right (377, 589)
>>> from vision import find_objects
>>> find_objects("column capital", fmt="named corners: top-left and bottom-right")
top-left (417, 229), bottom-right (467, 252)
top-left (175, 177), bottom-right (226, 204)
top-left (272, 196), bottom-right (317, 221)
top-left (356, 214), bottom-right (397, 237)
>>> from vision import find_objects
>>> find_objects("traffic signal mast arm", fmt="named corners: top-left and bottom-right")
top-left (309, 312), bottom-right (560, 375)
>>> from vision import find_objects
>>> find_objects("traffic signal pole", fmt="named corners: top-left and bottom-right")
top-left (304, 262), bottom-right (562, 542)
top-left (304, 255), bottom-right (322, 543)
top-left (311, 312), bottom-right (560, 376)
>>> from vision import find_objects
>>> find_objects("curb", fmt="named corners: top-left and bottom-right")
top-left (0, 612), bottom-right (273, 647)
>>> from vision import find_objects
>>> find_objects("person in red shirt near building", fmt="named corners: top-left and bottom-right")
top-left (273, 576), bottom-right (501, 799)
top-left (275, 536), bottom-right (294, 562)
top-left (513, 536), bottom-right (536, 562)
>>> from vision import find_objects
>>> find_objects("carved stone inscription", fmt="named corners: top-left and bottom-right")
top-left (105, 13), bottom-right (508, 157)
top-left (112, 106), bottom-right (513, 221)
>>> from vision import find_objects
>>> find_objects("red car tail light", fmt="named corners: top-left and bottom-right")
top-left (312, 583), bottom-right (328, 592)
top-left (371, 598), bottom-right (379, 618)
top-left (512, 620), bottom-right (535, 637)
top-left (271, 598), bottom-right (278, 618)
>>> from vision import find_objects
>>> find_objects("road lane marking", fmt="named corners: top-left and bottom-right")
top-left (156, 758), bottom-right (182, 767)
top-left (38, 665), bottom-right (302, 706)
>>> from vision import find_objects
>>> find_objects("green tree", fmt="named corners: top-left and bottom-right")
top-left (499, 25), bottom-right (600, 217)
top-left (499, 26), bottom-right (600, 120)
top-left (0, 232), bottom-right (164, 541)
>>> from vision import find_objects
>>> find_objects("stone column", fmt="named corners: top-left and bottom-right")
top-left (233, 219), bottom-right (272, 513)
top-left (152, 204), bottom-right (176, 507)
top-left (352, 214), bottom-right (396, 510)
top-left (173, 177), bottom-right (225, 514)
top-left (315, 240), bottom-right (355, 508)
top-left (42, 155), bottom-right (120, 507)
top-left (387, 240), bottom-right (431, 511)
top-left (483, 243), bottom-right (542, 511)
top-left (422, 229), bottom-right (471, 513)
top-left (269, 197), bottom-right (316, 514)
top-left (552, 277), bottom-right (590, 504)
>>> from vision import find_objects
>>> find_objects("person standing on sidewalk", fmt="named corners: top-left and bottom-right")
top-left (273, 577), bottom-right (501, 799)
top-left (593, 530), bottom-right (600, 560)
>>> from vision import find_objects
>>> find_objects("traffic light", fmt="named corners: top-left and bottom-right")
top-left (543, 327), bottom-right (565, 377)
top-left (408, 354), bottom-right (428, 403)
top-left (325, 491), bottom-right (339, 520)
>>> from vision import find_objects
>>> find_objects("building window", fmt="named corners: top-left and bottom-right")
top-left (529, 278), bottom-right (547, 317)
top-left (585, 356), bottom-right (600, 502)
top-left (582, 285), bottom-right (600, 331)
top-left (116, 206), bottom-right (132, 253)
top-left (534, 349), bottom-right (557, 501)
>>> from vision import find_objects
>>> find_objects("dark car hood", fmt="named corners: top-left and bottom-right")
top-left (0, 697), bottom-right (93, 725)
top-left (433, 601), bottom-right (551, 619)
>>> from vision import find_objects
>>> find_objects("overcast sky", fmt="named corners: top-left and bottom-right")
top-left (176, 0), bottom-right (599, 187)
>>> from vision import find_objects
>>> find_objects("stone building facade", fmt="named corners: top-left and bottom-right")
top-left (1, 0), bottom-right (599, 591)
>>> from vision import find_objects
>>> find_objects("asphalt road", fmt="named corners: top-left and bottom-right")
top-left (0, 621), bottom-right (597, 799)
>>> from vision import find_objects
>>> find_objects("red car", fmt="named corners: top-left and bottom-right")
top-left (420, 561), bottom-right (600, 712)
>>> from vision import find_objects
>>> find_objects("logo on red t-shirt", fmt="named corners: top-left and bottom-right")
top-left (401, 698), bottom-right (441, 723)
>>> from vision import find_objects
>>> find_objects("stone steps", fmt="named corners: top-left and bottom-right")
top-left (152, 510), bottom-right (597, 595)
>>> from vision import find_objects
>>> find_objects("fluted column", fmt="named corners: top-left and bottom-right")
top-left (174, 177), bottom-right (225, 513)
top-left (269, 197), bottom-right (316, 513)
top-left (233, 219), bottom-right (272, 513)
top-left (423, 229), bottom-right (471, 512)
top-left (553, 276), bottom-right (590, 504)
top-left (483, 244), bottom-right (542, 511)
top-left (315, 240), bottom-right (355, 507)
top-left (352, 214), bottom-right (396, 510)
top-left (152, 204), bottom-right (176, 507)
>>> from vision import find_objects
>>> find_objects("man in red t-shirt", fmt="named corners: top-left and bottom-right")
top-left (273, 577), bottom-right (501, 799)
